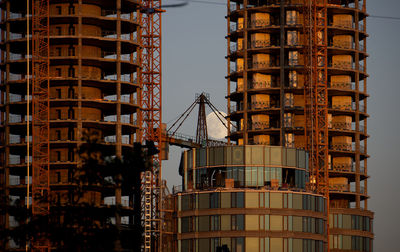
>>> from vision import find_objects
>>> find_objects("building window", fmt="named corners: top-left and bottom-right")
top-left (55, 130), bottom-right (61, 140)
top-left (56, 171), bottom-right (61, 183)
top-left (56, 109), bottom-right (61, 119)
top-left (56, 6), bottom-right (62, 15)
top-left (287, 31), bottom-right (298, 46)
top-left (68, 87), bottom-right (75, 98)
top-left (68, 149), bottom-right (74, 162)
top-left (56, 26), bottom-right (62, 36)
top-left (68, 66), bottom-right (75, 78)
top-left (68, 45), bottom-right (75, 56)
top-left (56, 88), bottom-right (61, 98)
top-left (68, 108), bottom-right (74, 119)
top-left (69, 5), bottom-right (75, 15)
top-left (56, 68), bottom-right (62, 77)
top-left (69, 25), bottom-right (75, 35)
top-left (56, 151), bottom-right (61, 161)
top-left (68, 127), bottom-right (74, 140)
top-left (56, 47), bottom-right (62, 56)
top-left (289, 71), bottom-right (298, 87)
top-left (288, 51), bottom-right (299, 66)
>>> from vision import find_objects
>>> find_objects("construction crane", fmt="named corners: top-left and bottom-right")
top-left (303, 0), bottom-right (330, 250)
top-left (140, 0), bottom-right (164, 250)
top-left (31, 0), bottom-right (51, 250)
top-left (165, 93), bottom-right (228, 149)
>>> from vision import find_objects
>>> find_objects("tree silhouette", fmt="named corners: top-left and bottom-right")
top-left (0, 132), bottom-right (153, 251)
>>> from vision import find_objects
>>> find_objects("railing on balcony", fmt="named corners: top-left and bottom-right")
top-left (330, 103), bottom-right (365, 112)
top-left (251, 101), bottom-right (271, 110)
top-left (330, 142), bottom-right (352, 152)
top-left (330, 41), bottom-right (354, 49)
top-left (249, 121), bottom-right (270, 130)
top-left (329, 82), bottom-right (355, 90)
top-left (250, 61), bottom-right (278, 69)
top-left (329, 183), bottom-right (350, 192)
top-left (331, 122), bottom-right (352, 130)
top-left (248, 81), bottom-right (276, 89)
top-left (250, 40), bottom-right (280, 49)
top-left (249, 19), bottom-right (272, 28)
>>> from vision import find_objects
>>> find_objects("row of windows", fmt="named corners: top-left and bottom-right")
top-left (330, 235), bottom-right (372, 251)
top-left (330, 213), bottom-right (372, 232)
top-left (195, 166), bottom-right (307, 189)
top-left (184, 146), bottom-right (308, 169)
top-left (179, 214), bottom-right (325, 234)
top-left (179, 237), bottom-right (325, 252)
top-left (179, 192), bottom-right (326, 213)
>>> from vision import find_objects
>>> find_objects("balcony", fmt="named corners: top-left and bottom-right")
top-left (249, 121), bottom-right (270, 130)
top-left (329, 82), bottom-right (355, 90)
top-left (330, 142), bottom-right (365, 153)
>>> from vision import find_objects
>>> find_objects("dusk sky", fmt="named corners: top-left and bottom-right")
top-left (161, 0), bottom-right (400, 251)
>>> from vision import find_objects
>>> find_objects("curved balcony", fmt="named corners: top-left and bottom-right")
top-left (1, 0), bottom-right (140, 13)
top-left (4, 76), bottom-right (139, 96)
top-left (2, 35), bottom-right (139, 57)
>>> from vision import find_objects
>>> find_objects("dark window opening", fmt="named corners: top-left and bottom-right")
top-left (56, 151), bottom-right (61, 161)
top-left (68, 46), bottom-right (75, 56)
top-left (56, 47), bottom-right (62, 56)
top-left (68, 108), bottom-right (74, 119)
top-left (68, 87), bottom-right (75, 98)
top-left (56, 109), bottom-right (61, 119)
top-left (56, 6), bottom-right (62, 15)
top-left (69, 5), bottom-right (75, 15)
top-left (68, 149), bottom-right (74, 162)
top-left (56, 171), bottom-right (61, 182)
top-left (56, 68), bottom-right (62, 77)
top-left (68, 25), bottom-right (75, 35)
top-left (56, 88), bottom-right (61, 98)
top-left (68, 66), bottom-right (75, 78)
top-left (56, 130), bottom-right (61, 140)
top-left (68, 127), bottom-right (74, 140)
top-left (56, 26), bottom-right (62, 36)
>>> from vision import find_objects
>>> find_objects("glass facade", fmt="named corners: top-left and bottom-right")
top-left (175, 146), bottom-right (372, 252)
top-left (181, 145), bottom-right (309, 191)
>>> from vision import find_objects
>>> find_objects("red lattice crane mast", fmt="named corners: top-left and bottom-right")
top-left (303, 0), bottom-right (330, 250)
top-left (31, 0), bottom-right (51, 250)
top-left (140, 0), bottom-right (164, 251)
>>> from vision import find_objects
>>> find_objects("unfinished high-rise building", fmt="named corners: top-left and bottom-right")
top-left (0, 0), bottom-right (141, 250)
top-left (173, 0), bottom-right (374, 251)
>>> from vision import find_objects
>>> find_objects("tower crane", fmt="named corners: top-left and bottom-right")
top-left (303, 0), bottom-right (330, 250)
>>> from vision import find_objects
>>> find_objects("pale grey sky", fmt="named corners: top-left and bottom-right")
top-left (161, 0), bottom-right (400, 251)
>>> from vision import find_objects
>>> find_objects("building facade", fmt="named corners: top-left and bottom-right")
top-left (226, 0), bottom-right (373, 251)
top-left (0, 0), bottom-right (141, 249)
top-left (175, 145), bottom-right (328, 252)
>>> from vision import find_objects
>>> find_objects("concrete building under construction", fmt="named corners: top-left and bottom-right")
top-left (173, 0), bottom-right (373, 251)
top-left (0, 0), bottom-right (142, 250)
top-left (0, 0), bottom-right (374, 251)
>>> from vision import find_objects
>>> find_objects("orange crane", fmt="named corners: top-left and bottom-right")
top-left (303, 0), bottom-right (330, 250)
top-left (140, 1), bottom-right (164, 251)
top-left (31, 0), bottom-right (51, 250)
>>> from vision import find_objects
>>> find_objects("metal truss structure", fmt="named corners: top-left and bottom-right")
top-left (303, 0), bottom-right (330, 250)
top-left (140, 0), bottom-right (163, 250)
top-left (31, 0), bottom-right (50, 250)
